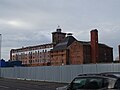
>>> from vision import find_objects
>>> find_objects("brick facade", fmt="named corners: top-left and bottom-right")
top-left (83, 45), bottom-right (91, 64)
top-left (50, 50), bottom-right (68, 66)
top-left (98, 45), bottom-right (113, 63)
top-left (52, 27), bottom-right (66, 46)
top-left (10, 44), bottom-right (53, 66)
top-left (50, 30), bottom-right (113, 65)
top-left (68, 41), bottom-right (84, 64)
top-left (10, 28), bottom-right (113, 66)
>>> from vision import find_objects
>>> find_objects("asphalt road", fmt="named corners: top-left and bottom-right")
top-left (0, 78), bottom-right (67, 90)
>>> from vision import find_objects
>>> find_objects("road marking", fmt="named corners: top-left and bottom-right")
top-left (0, 85), bottom-right (9, 88)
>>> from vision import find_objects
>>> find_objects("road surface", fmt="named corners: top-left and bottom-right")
top-left (0, 78), bottom-right (67, 90)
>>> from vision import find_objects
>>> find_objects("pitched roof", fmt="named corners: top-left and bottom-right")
top-left (79, 41), bottom-right (91, 45)
top-left (78, 41), bottom-right (112, 48)
top-left (51, 36), bottom-right (77, 51)
top-left (98, 43), bottom-right (113, 48)
top-left (51, 36), bottom-right (113, 51)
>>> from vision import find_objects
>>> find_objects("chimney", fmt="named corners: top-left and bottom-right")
top-left (91, 29), bottom-right (98, 63)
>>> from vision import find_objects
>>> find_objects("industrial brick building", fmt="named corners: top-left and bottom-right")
top-left (51, 29), bottom-right (113, 65)
top-left (10, 44), bottom-right (53, 66)
top-left (10, 27), bottom-right (66, 66)
top-left (10, 27), bottom-right (113, 66)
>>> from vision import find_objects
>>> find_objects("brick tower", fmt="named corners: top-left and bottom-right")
top-left (91, 29), bottom-right (99, 63)
top-left (52, 26), bottom-right (66, 46)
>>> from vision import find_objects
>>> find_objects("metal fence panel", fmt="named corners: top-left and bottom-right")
top-left (36, 67), bottom-right (45, 81)
top-left (61, 65), bottom-right (72, 83)
top-left (14, 67), bottom-right (21, 79)
top-left (44, 66), bottom-right (54, 82)
top-left (82, 64), bottom-right (97, 74)
top-left (0, 68), bottom-right (5, 77)
top-left (19, 67), bottom-right (27, 79)
top-left (30, 67), bottom-right (36, 80)
top-left (1, 63), bottom-right (120, 83)
top-left (113, 63), bottom-right (120, 72)
top-left (97, 63), bottom-right (114, 73)
top-left (26, 67), bottom-right (32, 80)
top-left (70, 65), bottom-right (83, 81)
top-left (52, 66), bottom-right (61, 82)
top-left (5, 68), bottom-right (14, 78)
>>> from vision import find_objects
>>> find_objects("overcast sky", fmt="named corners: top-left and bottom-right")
top-left (0, 0), bottom-right (120, 60)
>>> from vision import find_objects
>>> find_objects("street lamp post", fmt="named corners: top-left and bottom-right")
top-left (0, 34), bottom-right (2, 60)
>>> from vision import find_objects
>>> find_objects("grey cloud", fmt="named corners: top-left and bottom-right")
top-left (0, 0), bottom-right (120, 60)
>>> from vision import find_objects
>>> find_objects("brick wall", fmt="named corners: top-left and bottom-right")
top-left (50, 50), bottom-right (67, 66)
top-left (83, 45), bottom-right (91, 63)
top-left (68, 41), bottom-right (84, 64)
top-left (98, 46), bottom-right (113, 63)
top-left (10, 44), bottom-right (53, 66)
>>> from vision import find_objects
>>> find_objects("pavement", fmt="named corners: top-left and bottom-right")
top-left (0, 78), bottom-right (67, 90)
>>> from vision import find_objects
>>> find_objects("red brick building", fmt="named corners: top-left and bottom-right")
top-left (10, 44), bottom-right (53, 66)
top-left (10, 27), bottom-right (66, 66)
top-left (50, 29), bottom-right (113, 65)
top-left (10, 28), bottom-right (113, 66)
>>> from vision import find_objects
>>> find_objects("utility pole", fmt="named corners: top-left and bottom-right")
top-left (0, 34), bottom-right (1, 60)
